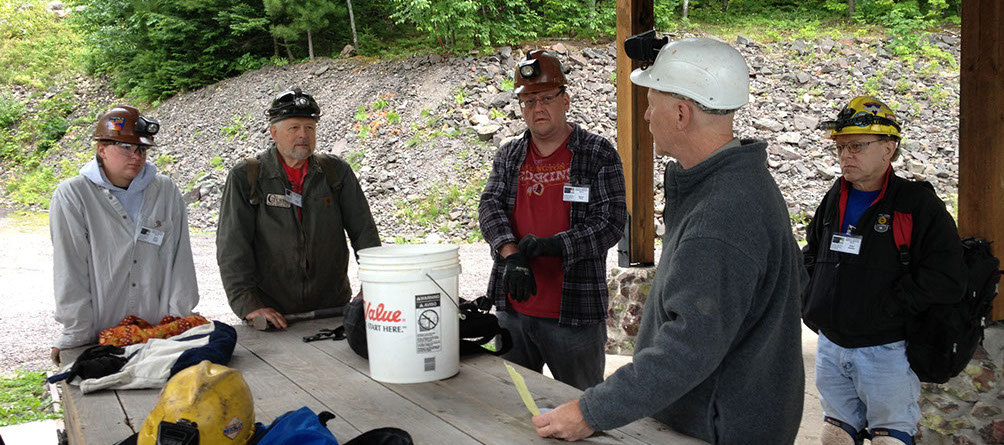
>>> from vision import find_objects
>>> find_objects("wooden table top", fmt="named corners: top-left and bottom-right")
top-left (58, 318), bottom-right (706, 444)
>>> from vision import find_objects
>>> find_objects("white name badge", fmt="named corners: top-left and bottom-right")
top-left (562, 185), bottom-right (589, 203)
top-left (284, 189), bottom-right (303, 207)
top-left (830, 233), bottom-right (863, 255)
top-left (138, 226), bottom-right (165, 246)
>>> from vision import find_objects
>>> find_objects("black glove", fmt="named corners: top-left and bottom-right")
top-left (502, 252), bottom-right (536, 302)
top-left (517, 234), bottom-right (563, 259)
top-left (48, 345), bottom-right (127, 383)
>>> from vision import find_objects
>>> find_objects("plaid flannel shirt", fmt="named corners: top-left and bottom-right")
top-left (478, 123), bottom-right (627, 326)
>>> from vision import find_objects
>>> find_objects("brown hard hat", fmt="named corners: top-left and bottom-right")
top-left (92, 105), bottom-right (160, 146)
top-left (514, 50), bottom-right (567, 95)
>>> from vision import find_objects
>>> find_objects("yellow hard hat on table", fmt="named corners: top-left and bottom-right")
top-left (137, 360), bottom-right (255, 445)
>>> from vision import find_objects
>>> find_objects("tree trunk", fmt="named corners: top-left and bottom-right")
top-left (849, 0), bottom-right (855, 18)
top-left (272, 35), bottom-right (279, 58)
top-left (307, 30), bottom-right (314, 61)
top-left (682, 0), bottom-right (689, 19)
top-left (723, 0), bottom-right (729, 13)
top-left (346, 0), bottom-right (359, 51)
top-left (283, 38), bottom-right (294, 60)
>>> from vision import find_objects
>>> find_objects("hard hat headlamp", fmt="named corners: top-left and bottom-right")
top-left (136, 115), bottom-right (160, 136)
top-left (818, 111), bottom-right (901, 133)
top-left (518, 59), bottom-right (540, 79)
top-left (156, 419), bottom-right (199, 445)
top-left (625, 30), bottom-right (669, 68)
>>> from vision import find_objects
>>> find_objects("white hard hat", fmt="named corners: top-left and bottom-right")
top-left (630, 37), bottom-right (750, 111)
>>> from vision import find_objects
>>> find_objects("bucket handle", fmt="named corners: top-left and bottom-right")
top-left (425, 273), bottom-right (464, 319)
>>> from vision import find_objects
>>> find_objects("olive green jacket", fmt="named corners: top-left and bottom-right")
top-left (216, 145), bottom-right (381, 318)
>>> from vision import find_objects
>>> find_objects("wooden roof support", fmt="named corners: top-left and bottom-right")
top-left (959, 0), bottom-right (1004, 319)
top-left (616, 0), bottom-right (655, 266)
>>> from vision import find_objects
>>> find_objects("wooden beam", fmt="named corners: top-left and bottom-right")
top-left (959, 0), bottom-right (1004, 320)
top-left (616, 0), bottom-right (655, 266)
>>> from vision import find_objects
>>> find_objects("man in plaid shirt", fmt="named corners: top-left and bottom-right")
top-left (478, 50), bottom-right (627, 390)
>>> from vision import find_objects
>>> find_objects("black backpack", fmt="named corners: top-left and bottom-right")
top-left (898, 235), bottom-right (1001, 384)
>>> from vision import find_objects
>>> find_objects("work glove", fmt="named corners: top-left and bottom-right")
top-left (48, 345), bottom-right (127, 383)
top-left (502, 252), bottom-right (537, 303)
top-left (517, 234), bottom-right (564, 259)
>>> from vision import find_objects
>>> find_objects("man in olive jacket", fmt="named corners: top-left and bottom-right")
top-left (217, 88), bottom-right (381, 329)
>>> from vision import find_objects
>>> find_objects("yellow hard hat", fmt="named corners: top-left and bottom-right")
top-left (138, 361), bottom-right (255, 445)
top-left (819, 96), bottom-right (901, 139)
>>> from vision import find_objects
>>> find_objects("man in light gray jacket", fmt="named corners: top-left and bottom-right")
top-left (532, 37), bottom-right (806, 444)
top-left (50, 106), bottom-right (198, 361)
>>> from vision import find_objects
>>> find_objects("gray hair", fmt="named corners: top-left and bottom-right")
top-left (666, 91), bottom-right (738, 115)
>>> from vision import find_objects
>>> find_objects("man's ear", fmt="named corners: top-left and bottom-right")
top-left (268, 124), bottom-right (278, 141)
top-left (882, 140), bottom-right (896, 162)
top-left (675, 100), bottom-right (692, 131)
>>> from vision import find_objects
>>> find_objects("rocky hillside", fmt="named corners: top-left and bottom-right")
top-left (46, 31), bottom-right (963, 243)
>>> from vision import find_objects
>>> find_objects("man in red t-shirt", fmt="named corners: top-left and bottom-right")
top-left (479, 50), bottom-right (627, 390)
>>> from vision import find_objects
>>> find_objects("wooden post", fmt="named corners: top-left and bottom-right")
top-left (959, 0), bottom-right (1004, 320)
top-left (615, 0), bottom-right (656, 266)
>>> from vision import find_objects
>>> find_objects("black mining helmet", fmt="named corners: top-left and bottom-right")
top-left (266, 87), bottom-right (321, 124)
top-left (624, 30), bottom-right (669, 67)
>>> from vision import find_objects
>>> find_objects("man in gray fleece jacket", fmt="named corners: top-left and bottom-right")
top-left (533, 37), bottom-right (807, 444)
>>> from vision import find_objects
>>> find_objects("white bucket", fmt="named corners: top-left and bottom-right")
top-left (357, 244), bottom-right (461, 383)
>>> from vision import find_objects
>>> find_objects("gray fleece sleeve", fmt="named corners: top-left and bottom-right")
top-left (578, 237), bottom-right (760, 430)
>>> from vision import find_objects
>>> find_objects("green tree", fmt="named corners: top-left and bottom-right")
top-left (390, 0), bottom-right (538, 51)
top-left (73, 0), bottom-right (272, 102)
top-left (264, 0), bottom-right (344, 61)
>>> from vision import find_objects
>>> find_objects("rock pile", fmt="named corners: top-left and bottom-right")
top-left (29, 31), bottom-right (960, 246)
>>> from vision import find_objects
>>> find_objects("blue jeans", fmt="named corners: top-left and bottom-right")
top-left (496, 308), bottom-right (607, 390)
top-left (815, 333), bottom-right (921, 435)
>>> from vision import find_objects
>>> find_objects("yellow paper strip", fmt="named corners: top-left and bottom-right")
top-left (505, 362), bottom-right (541, 416)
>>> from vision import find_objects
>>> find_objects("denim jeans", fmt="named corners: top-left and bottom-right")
top-left (496, 308), bottom-right (607, 390)
top-left (815, 333), bottom-right (921, 435)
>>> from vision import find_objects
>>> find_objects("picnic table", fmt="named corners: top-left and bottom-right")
top-left (58, 317), bottom-right (707, 444)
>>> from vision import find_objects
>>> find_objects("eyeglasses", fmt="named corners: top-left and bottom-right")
top-left (832, 140), bottom-right (883, 154)
top-left (518, 88), bottom-right (565, 109)
top-left (107, 141), bottom-right (150, 156)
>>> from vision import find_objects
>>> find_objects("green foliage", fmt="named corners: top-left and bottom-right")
top-left (395, 175), bottom-right (486, 229)
top-left (5, 166), bottom-right (57, 208)
top-left (500, 78), bottom-right (514, 91)
top-left (454, 90), bottom-right (467, 104)
top-left (220, 114), bottom-right (252, 141)
top-left (344, 149), bottom-right (365, 170)
top-left (210, 156), bottom-right (225, 170)
top-left (0, 1), bottom-right (85, 89)
top-left (0, 95), bottom-right (26, 129)
top-left (0, 91), bottom-right (74, 166)
top-left (154, 154), bottom-right (177, 169)
top-left (489, 108), bottom-right (506, 120)
top-left (372, 98), bottom-right (389, 110)
top-left (386, 110), bottom-right (401, 124)
top-left (355, 106), bottom-right (369, 122)
top-left (264, 0), bottom-right (344, 56)
top-left (389, 0), bottom-right (539, 51)
top-left (0, 369), bottom-right (61, 426)
top-left (73, 0), bottom-right (274, 102)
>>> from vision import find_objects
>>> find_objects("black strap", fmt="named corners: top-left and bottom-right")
top-left (314, 154), bottom-right (342, 193)
top-left (246, 156), bottom-right (260, 205)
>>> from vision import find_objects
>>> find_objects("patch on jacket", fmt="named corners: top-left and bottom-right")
top-left (875, 213), bottom-right (891, 233)
top-left (266, 193), bottom-right (291, 208)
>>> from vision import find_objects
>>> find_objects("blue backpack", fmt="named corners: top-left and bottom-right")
top-left (251, 407), bottom-right (414, 445)
top-left (251, 407), bottom-right (339, 445)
